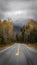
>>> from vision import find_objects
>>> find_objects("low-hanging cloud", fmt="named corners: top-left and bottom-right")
top-left (0, 0), bottom-right (37, 21)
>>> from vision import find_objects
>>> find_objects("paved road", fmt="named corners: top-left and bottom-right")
top-left (0, 43), bottom-right (37, 65)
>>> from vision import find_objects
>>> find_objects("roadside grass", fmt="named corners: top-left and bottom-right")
top-left (0, 42), bottom-right (37, 51)
top-left (0, 42), bottom-right (14, 51)
top-left (26, 43), bottom-right (37, 49)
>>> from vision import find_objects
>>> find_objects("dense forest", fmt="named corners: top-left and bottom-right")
top-left (0, 19), bottom-right (37, 45)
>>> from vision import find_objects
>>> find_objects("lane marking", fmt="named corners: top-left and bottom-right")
top-left (16, 44), bottom-right (20, 56)
top-left (16, 48), bottom-right (20, 56)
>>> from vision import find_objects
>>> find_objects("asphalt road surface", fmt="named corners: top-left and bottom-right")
top-left (0, 43), bottom-right (37, 65)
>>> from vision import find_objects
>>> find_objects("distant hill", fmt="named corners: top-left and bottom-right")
top-left (27, 19), bottom-right (37, 24)
top-left (13, 18), bottom-right (27, 27)
top-left (13, 25), bottom-right (22, 34)
top-left (13, 19), bottom-right (37, 34)
top-left (27, 19), bottom-right (37, 30)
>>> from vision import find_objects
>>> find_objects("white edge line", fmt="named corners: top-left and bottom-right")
top-left (0, 44), bottom-right (15, 53)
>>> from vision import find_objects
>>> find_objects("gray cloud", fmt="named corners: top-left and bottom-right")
top-left (0, 0), bottom-right (37, 21)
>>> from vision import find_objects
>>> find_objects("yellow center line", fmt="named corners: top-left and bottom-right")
top-left (16, 48), bottom-right (20, 56)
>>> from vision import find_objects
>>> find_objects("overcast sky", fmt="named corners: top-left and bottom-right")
top-left (0, 0), bottom-right (37, 22)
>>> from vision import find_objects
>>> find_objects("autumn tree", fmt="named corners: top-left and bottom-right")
top-left (0, 19), bottom-right (14, 44)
